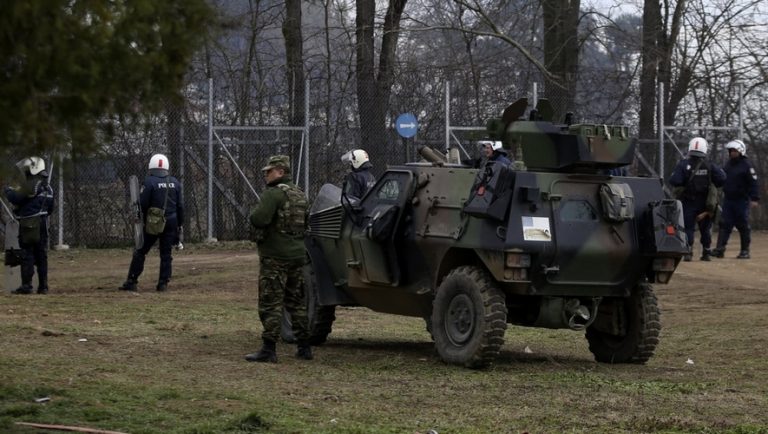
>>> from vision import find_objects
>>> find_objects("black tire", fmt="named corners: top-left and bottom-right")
top-left (586, 283), bottom-right (660, 364)
top-left (431, 266), bottom-right (507, 369)
top-left (281, 264), bottom-right (336, 345)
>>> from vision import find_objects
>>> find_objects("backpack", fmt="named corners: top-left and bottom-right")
top-left (276, 183), bottom-right (308, 237)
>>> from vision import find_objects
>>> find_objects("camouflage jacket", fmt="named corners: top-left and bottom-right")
top-left (250, 177), bottom-right (306, 260)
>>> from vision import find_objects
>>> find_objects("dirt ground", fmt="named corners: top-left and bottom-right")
top-left (38, 231), bottom-right (768, 297)
top-left (1, 233), bottom-right (767, 432)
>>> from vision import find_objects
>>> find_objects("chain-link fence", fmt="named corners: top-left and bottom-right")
top-left (7, 76), bottom-right (759, 249)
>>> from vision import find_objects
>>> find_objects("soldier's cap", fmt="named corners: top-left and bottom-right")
top-left (261, 155), bottom-right (291, 172)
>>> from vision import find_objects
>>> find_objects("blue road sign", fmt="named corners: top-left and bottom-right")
top-left (395, 113), bottom-right (418, 138)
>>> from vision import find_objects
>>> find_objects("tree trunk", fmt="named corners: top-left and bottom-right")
top-left (639, 0), bottom-right (661, 141)
top-left (356, 0), bottom-right (407, 171)
top-left (283, 0), bottom-right (305, 164)
top-left (541, 0), bottom-right (580, 122)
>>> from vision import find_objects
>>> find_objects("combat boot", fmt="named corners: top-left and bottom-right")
top-left (711, 247), bottom-right (725, 258)
top-left (12, 284), bottom-right (33, 295)
top-left (156, 281), bottom-right (168, 292)
top-left (296, 341), bottom-right (313, 360)
top-left (245, 339), bottom-right (277, 363)
top-left (118, 279), bottom-right (138, 291)
top-left (37, 278), bottom-right (48, 294)
top-left (737, 250), bottom-right (750, 259)
top-left (700, 249), bottom-right (712, 261)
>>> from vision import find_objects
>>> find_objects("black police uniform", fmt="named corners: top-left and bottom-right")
top-left (669, 156), bottom-right (726, 259)
top-left (5, 175), bottom-right (54, 293)
top-left (123, 171), bottom-right (184, 290)
top-left (345, 161), bottom-right (376, 201)
top-left (714, 155), bottom-right (759, 258)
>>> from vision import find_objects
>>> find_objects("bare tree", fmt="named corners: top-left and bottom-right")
top-left (356, 0), bottom-right (408, 168)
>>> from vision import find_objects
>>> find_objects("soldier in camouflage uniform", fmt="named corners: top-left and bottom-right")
top-left (245, 155), bottom-right (312, 363)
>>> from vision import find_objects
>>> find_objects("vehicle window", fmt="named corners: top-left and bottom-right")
top-left (376, 179), bottom-right (400, 201)
top-left (560, 200), bottom-right (597, 221)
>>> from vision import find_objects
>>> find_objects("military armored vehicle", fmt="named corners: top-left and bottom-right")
top-left (303, 98), bottom-right (688, 368)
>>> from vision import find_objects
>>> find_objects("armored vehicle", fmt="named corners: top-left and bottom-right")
top-left (303, 98), bottom-right (688, 368)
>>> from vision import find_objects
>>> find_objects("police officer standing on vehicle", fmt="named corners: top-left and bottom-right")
top-left (119, 154), bottom-right (184, 292)
top-left (4, 156), bottom-right (54, 294)
top-left (712, 140), bottom-right (760, 259)
top-left (245, 155), bottom-right (312, 363)
top-left (341, 149), bottom-right (376, 201)
top-left (669, 137), bottom-right (726, 261)
top-left (478, 140), bottom-right (512, 167)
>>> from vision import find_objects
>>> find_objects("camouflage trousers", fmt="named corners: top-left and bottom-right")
top-left (258, 256), bottom-right (310, 343)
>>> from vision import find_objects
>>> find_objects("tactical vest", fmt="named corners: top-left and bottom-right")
top-left (276, 183), bottom-right (308, 237)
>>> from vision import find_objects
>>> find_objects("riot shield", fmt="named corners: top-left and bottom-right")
top-left (129, 175), bottom-right (144, 249)
top-left (3, 217), bottom-right (23, 293)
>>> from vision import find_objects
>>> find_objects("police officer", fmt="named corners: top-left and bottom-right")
top-left (341, 149), bottom-right (376, 201)
top-left (478, 140), bottom-right (512, 167)
top-left (669, 137), bottom-right (726, 261)
top-left (245, 155), bottom-right (311, 363)
top-left (119, 154), bottom-right (184, 292)
top-left (4, 157), bottom-right (54, 294)
top-left (712, 140), bottom-right (760, 259)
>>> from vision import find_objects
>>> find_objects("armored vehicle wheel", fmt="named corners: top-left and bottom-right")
top-left (586, 283), bottom-right (660, 364)
top-left (281, 265), bottom-right (336, 346)
top-left (431, 266), bottom-right (507, 369)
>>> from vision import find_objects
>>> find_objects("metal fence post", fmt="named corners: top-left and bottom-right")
top-left (207, 77), bottom-right (217, 242)
top-left (305, 79), bottom-right (310, 193)
top-left (445, 82), bottom-right (450, 152)
top-left (55, 153), bottom-right (68, 250)
top-left (658, 82), bottom-right (665, 178)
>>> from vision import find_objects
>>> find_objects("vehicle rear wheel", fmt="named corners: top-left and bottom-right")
top-left (586, 282), bottom-right (660, 364)
top-left (281, 264), bottom-right (336, 346)
top-left (431, 266), bottom-right (507, 369)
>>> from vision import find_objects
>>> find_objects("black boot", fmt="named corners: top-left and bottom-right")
top-left (156, 281), bottom-right (168, 292)
top-left (37, 278), bottom-right (48, 294)
top-left (737, 250), bottom-right (751, 259)
top-left (119, 279), bottom-right (138, 291)
top-left (245, 339), bottom-right (277, 363)
top-left (738, 231), bottom-right (751, 259)
top-left (711, 247), bottom-right (725, 258)
top-left (12, 284), bottom-right (33, 295)
top-left (700, 249), bottom-right (711, 261)
top-left (296, 341), bottom-right (313, 360)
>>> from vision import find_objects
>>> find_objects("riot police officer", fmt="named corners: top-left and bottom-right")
top-left (341, 149), bottom-right (376, 201)
top-left (245, 155), bottom-right (312, 363)
top-left (119, 153), bottom-right (184, 292)
top-left (4, 156), bottom-right (54, 294)
top-left (712, 140), bottom-right (760, 259)
top-left (478, 140), bottom-right (512, 167)
top-left (669, 137), bottom-right (726, 261)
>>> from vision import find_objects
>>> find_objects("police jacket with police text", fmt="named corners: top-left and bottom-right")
top-left (5, 176), bottom-right (54, 221)
top-left (669, 157), bottom-right (726, 204)
top-left (345, 161), bottom-right (376, 200)
top-left (722, 156), bottom-right (759, 202)
top-left (141, 173), bottom-right (184, 226)
top-left (250, 175), bottom-right (305, 260)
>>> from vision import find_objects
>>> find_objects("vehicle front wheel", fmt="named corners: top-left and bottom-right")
top-left (431, 266), bottom-right (507, 369)
top-left (586, 282), bottom-right (660, 364)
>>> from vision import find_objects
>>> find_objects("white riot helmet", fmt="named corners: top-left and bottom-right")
top-left (478, 140), bottom-right (503, 151)
top-left (148, 153), bottom-right (170, 175)
top-left (341, 149), bottom-right (370, 169)
top-left (725, 139), bottom-right (746, 156)
top-left (687, 137), bottom-right (708, 157)
top-left (15, 156), bottom-right (46, 176)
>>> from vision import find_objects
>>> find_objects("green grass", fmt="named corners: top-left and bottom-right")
top-left (0, 244), bottom-right (767, 433)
